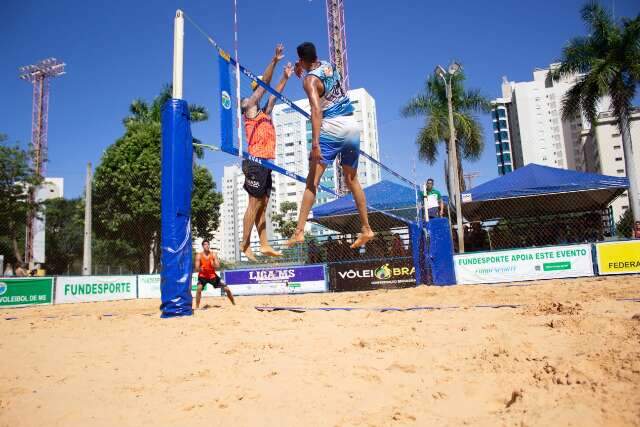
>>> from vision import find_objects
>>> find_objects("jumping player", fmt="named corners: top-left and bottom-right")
top-left (194, 240), bottom-right (235, 307)
top-left (287, 42), bottom-right (374, 249)
top-left (240, 44), bottom-right (294, 261)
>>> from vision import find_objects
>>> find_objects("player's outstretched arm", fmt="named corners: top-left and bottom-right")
top-left (248, 44), bottom-right (284, 108)
top-left (265, 62), bottom-right (293, 116)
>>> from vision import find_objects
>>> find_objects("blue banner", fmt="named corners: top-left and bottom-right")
top-left (223, 265), bottom-right (327, 295)
top-left (219, 54), bottom-right (234, 153)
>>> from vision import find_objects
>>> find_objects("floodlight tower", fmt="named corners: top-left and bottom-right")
top-left (326, 0), bottom-right (350, 195)
top-left (19, 57), bottom-right (66, 266)
top-left (326, 0), bottom-right (349, 92)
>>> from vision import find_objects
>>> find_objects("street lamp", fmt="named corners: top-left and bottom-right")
top-left (435, 62), bottom-right (465, 253)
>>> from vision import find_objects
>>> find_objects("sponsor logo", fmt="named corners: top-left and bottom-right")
top-left (221, 91), bottom-right (231, 110)
top-left (0, 282), bottom-right (6, 296)
top-left (248, 269), bottom-right (296, 281)
top-left (338, 264), bottom-right (415, 280)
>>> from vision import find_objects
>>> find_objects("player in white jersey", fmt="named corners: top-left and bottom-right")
top-left (286, 42), bottom-right (374, 249)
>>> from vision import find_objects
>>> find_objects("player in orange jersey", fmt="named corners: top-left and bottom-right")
top-left (239, 44), bottom-right (294, 261)
top-left (194, 240), bottom-right (234, 307)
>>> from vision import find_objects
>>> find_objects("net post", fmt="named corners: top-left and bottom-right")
top-left (172, 10), bottom-right (184, 99)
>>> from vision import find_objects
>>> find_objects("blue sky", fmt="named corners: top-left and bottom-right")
top-left (2, 0), bottom-right (637, 198)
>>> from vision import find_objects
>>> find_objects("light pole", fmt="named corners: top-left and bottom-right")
top-left (435, 62), bottom-right (465, 253)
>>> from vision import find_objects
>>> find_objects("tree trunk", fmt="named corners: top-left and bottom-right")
top-left (620, 116), bottom-right (640, 229)
top-left (12, 234), bottom-right (23, 265)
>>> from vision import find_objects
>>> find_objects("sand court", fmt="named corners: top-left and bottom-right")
top-left (1, 275), bottom-right (639, 426)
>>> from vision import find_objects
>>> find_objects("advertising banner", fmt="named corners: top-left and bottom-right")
top-left (223, 265), bottom-right (327, 296)
top-left (55, 276), bottom-right (137, 304)
top-left (454, 244), bottom-right (594, 285)
top-left (0, 277), bottom-right (53, 308)
top-left (137, 274), bottom-right (221, 299)
top-left (596, 240), bottom-right (640, 275)
top-left (329, 258), bottom-right (416, 292)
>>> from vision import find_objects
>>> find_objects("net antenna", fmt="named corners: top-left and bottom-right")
top-left (232, 0), bottom-right (243, 160)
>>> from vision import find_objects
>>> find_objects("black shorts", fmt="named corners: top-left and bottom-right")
top-left (243, 159), bottom-right (272, 198)
top-left (197, 275), bottom-right (222, 289)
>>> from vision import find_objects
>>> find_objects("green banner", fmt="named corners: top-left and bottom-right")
top-left (0, 278), bottom-right (54, 307)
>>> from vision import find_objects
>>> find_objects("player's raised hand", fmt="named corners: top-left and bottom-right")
top-left (274, 44), bottom-right (285, 62)
top-left (283, 62), bottom-right (294, 78)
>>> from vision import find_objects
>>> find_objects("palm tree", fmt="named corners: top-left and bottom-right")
top-left (550, 2), bottom-right (640, 225)
top-left (125, 85), bottom-right (208, 158)
top-left (401, 70), bottom-right (491, 191)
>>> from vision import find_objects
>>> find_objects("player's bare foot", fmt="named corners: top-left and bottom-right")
top-left (260, 245), bottom-right (282, 257)
top-left (286, 229), bottom-right (305, 247)
top-left (350, 229), bottom-right (375, 249)
top-left (241, 244), bottom-right (258, 262)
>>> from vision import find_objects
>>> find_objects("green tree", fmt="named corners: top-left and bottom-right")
top-left (93, 86), bottom-right (222, 273)
top-left (44, 197), bottom-right (84, 274)
top-left (272, 201), bottom-right (298, 239)
top-left (616, 208), bottom-right (633, 238)
top-left (0, 133), bottom-right (42, 265)
top-left (192, 166), bottom-right (223, 240)
top-left (550, 2), bottom-right (640, 224)
top-left (401, 70), bottom-right (491, 191)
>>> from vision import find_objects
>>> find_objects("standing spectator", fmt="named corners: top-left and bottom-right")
top-left (390, 234), bottom-right (407, 257)
top-left (3, 263), bottom-right (14, 276)
top-left (307, 239), bottom-right (321, 264)
top-left (15, 263), bottom-right (28, 277)
top-left (423, 178), bottom-right (444, 220)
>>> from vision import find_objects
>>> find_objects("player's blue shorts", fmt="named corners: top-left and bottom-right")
top-left (317, 114), bottom-right (360, 168)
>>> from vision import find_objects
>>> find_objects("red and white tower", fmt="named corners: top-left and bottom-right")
top-left (326, 0), bottom-right (350, 194)
top-left (19, 58), bottom-right (65, 266)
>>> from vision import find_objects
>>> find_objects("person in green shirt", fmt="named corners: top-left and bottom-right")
top-left (423, 178), bottom-right (444, 220)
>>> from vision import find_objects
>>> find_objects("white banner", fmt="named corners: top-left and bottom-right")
top-left (454, 244), bottom-right (594, 285)
top-left (55, 276), bottom-right (137, 304)
top-left (137, 274), bottom-right (221, 299)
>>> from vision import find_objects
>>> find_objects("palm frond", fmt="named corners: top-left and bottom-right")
top-left (400, 95), bottom-right (431, 118)
top-left (189, 105), bottom-right (209, 123)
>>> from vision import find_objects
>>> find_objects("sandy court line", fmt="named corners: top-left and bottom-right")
top-left (1, 275), bottom-right (639, 426)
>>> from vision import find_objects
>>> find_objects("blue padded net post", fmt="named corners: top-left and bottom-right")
top-left (427, 218), bottom-right (456, 285)
top-left (410, 219), bottom-right (457, 286)
top-left (160, 99), bottom-right (194, 318)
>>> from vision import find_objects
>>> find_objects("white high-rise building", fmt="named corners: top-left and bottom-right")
top-left (218, 88), bottom-right (381, 262)
top-left (491, 64), bottom-right (594, 175)
top-left (582, 109), bottom-right (640, 223)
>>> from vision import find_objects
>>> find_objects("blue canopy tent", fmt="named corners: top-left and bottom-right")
top-left (310, 180), bottom-right (448, 233)
top-left (461, 164), bottom-right (629, 221)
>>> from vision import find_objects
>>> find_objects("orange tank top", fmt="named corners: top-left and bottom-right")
top-left (244, 110), bottom-right (276, 159)
top-left (199, 252), bottom-right (217, 279)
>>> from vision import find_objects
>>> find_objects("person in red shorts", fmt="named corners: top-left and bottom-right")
top-left (194, 240), bottom-right (235, 308)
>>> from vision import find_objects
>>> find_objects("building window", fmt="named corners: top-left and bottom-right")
top-left (498, 109), bottom-right (506, 118)
top-left (614, 145), bottom-right (621, 150)
top-left (617, 169), bottom-right (624, 174)
top-left (503, 153), bottom-right (511, 162)
top-left (494, 133), bottom-right (501, 142)
top-left (612, 133), bottom-right (620, 137)
top-left (504, 165), bottom-right (513, 173)
top-left (500, 131), bottom-right (509, 140)
top-left (615, 157), bottom-right (623, 161)
top-left (502, 142), bottom-right (510, 151)
top-left (499, 120), bottom-right (508, 129)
